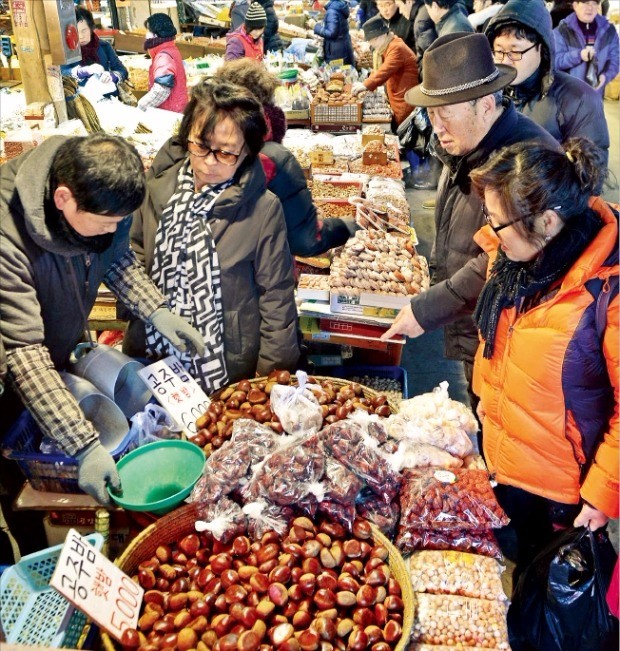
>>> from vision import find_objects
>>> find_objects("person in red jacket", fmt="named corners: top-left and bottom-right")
top-left (225, 3), bottom-right (267, 61)
top-left (138, 13), bottom-right (188, 113)
top-left (351, 15), bottom-right (419, 127)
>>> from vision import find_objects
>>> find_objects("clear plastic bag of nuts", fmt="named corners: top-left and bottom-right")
top-left (241, 431), bottom-right (326, 506)
top-left (396, 526), bottom-right (504, 560)
top-left (410, 645), bottom-right (496, 651)
top-left (411, 593), bottom-right (510, 649)
top-left (408, 550), bottom-right (507, 601)
top-left (270, 370), bottom-right (323, 436)
top-left (398, 468), bottom-right (510, 530)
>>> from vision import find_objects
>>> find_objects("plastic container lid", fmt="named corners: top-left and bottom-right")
top-left (108, 440), bottom-right (205, 515)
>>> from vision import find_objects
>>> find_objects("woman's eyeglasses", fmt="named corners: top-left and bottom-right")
top-left (492, 42), bottom-right (538, 62)
top-left (482, 203), bottom-right (527, 234)
top-left (187, 139), bottom-right (241, 166)
top-left (482, 203), bottom-right (562, 234)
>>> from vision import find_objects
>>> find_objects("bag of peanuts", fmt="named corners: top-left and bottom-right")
top-left (408, 550), bottom-right (507, 601)
top-left (388, 439), bottom-right (463, 471)
top-left (396, 525), bottom-right (503, 560)
top-left (410, 645), bottom-right (497, 650)
top-left (270, 370), bottom-right (323, 436)
top-left (411, 593), bottom-right (510, 649)
top-left (391, 381), bottom-right (477, 458)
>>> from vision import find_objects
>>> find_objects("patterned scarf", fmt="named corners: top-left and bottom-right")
top-left (473, 208), bottom-right (602, 359)
top-left (145, 160), bottom-right (232, 393)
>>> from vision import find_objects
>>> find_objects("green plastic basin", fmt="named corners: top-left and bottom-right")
top-left (108, 440), bottom-right (205, 515)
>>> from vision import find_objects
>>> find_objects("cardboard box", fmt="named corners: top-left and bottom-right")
top-left (330, 292), bottom-right (408, 316)
top-left (297, 274), bottom-right (330, 302)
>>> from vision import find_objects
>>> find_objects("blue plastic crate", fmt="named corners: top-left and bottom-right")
top-left (0, 533), bottom-right (103, 647)
top-left (316, 365), bottom-right (409, 399)
top-left (1, 411), bottom-right (131, 493)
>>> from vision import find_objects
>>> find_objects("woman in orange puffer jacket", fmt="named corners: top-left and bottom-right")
top-left (469, 137), bottom-right (618, 588)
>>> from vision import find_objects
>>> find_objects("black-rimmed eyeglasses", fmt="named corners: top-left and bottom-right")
top-left (482, 203), bottom-right (527, 234)
top-left (493, 42), bottom-right (538, 62)
top-left (187, 139), bottom-right (242, 166)
top-left (482, 203), bottom-right (562, 234)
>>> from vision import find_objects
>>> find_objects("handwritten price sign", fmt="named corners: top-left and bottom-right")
top-left (138, 356), bottom-right (211, 436)
top-left (50, 529), bottom-right (143, 643)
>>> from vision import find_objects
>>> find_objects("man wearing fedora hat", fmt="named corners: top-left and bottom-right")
top-left (351, 15), bottom-right (419, 127)
top-left (383, 32), bottom-right (557, 425)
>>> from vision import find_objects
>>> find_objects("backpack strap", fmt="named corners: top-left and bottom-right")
top-left (595, 274), bottom-right (619, 338)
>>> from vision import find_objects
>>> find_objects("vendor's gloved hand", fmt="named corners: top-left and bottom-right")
top-left (307, 18), bottom-right (317, 28)
top-left (137, 97), bottom-right (148, 111)
top-left (85, 63), bottom-right (105, 76)
top-left (351, 82), bottom-right (367, 96)
top-left (76, 440), bottom-right (121, 505)
top-left (150, 307), bottom-right (205, 356)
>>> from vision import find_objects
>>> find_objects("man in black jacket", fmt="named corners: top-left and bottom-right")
top-left (383, 33), bottom-right (557, 420)
top-left (485, 0), bottom-right (609, 163)
top-left (375, 0), bottom-right (416, 51)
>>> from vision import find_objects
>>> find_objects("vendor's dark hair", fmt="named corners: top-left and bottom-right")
top-left (178, 79), bottom-right (267, 159)
top-left (470, 137), bottom-right (607, 244)
top-left (424, 0), bottom-right (459, 8)
top-left (50, 135), bottom-right (146, 215)
top-left (75, 7), bottom-right (96, 30)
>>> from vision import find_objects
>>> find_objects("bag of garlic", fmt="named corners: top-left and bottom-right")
top-left (388, 381), bottom-right (476, 458)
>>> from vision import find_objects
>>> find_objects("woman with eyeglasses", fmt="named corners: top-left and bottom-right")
top-left (123, 80), bottom-right (300, 392)
top-left (468, 137), bottom-right (618, 597)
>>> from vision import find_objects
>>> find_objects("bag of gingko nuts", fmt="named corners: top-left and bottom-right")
top-left (388, 381), bottom-right (476, 458)
top-left (355, 486), bottom-right (400, 539)
top-left (242, 499), bottom-right (291, 539)
top-left (397, 468), bottom-right (510, 532)
top-left (240, 431), bottom-right (326, 506)
top-left (194, 496), bottom-right (247, 543)
top-left (269, 370), bottom-right (323, 436)
top-left (322, 418), bottom-right (401, 505)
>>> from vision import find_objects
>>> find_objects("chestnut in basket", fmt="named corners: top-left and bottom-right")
top-left (192, 374), bottom-right (391, 454)
top-left (123, 516), bottom-right (405, 651)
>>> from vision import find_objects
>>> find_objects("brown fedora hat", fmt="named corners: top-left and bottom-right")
top-left (405, 32), bottom-right (517, 107)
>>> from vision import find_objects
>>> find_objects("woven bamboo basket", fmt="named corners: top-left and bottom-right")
top-left (101, 502), bottom-right (413, 651)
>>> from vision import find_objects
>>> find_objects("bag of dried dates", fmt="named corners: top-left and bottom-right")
top-left (398, 468), bottom-right (509, 530)
top-left (269, 370), bottom-right (323, 436)
top-left (396, 525), bottom-right (503, 560)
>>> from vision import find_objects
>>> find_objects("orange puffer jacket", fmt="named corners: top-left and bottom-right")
top-left (473, 197), bottom-right (619, 518)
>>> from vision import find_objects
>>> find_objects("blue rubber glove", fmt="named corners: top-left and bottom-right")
top-left (150, 308), bottom-right (205, 357)
top-left (75, 440), bottom-right (121, 505)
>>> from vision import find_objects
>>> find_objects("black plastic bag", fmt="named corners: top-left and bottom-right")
top-left (585, 57), bottom-right (599, 88)
top-left (509, 526), bottom-right (618, 651)
top-left (397, 106), bottom-right (432, 157)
